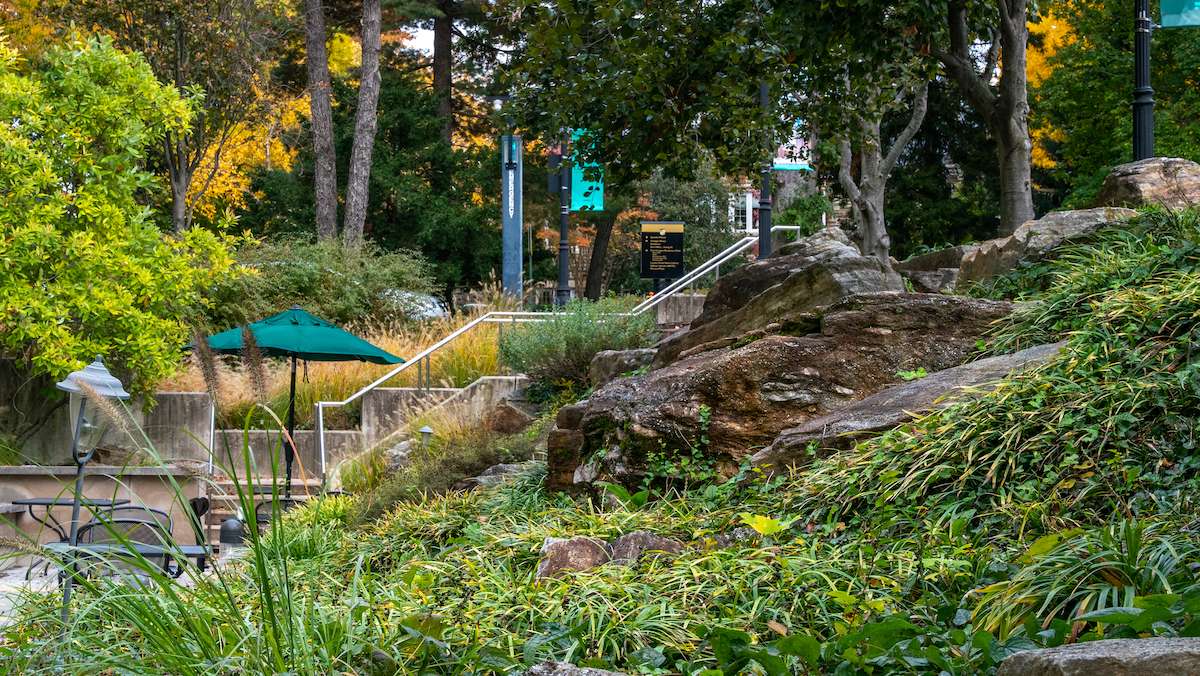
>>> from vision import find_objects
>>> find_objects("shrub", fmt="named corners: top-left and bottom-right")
top-left (498, 297), bottom-right (657, 389)
top-left (0, 36), bottom-right (239, 396)
top-left (204, 238), bottom-right (432, 328)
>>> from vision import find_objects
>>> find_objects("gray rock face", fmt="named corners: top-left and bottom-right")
top-left (589, 348), bottom-right (657, 388)
top-left (901, 267), bottom-right (960, 294)
top-left (547, 293), bottom-right (1014, 491)
top-left (528, 661), bottom-right (627, 676)
top-left (659, 227), bottom-right (904, 366)
top-left (1094, 157), bottom-right (1200, 210)
top-left (536, 537), bottom-right (611, 578)
top-left (753, 341), bottom-right (1066, 469)
top-left (996, 638), bottom-right (1200, 676)
top-left (960, 207), bottom-right (1137, 285)
top-left (608, 531), bottom-right (685, 564)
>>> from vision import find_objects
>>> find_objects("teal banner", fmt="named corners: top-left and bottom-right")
top-left (570, 129), bottom-right (604, 212)
top-left (1162, 0), bottom-right (1200, 27)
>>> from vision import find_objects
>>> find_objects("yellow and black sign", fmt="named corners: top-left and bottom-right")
top-left (640, 221), bottom-right (685, 279)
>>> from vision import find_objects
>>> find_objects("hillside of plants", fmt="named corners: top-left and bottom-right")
top-left (4, 208), bottom-right (1198, 673)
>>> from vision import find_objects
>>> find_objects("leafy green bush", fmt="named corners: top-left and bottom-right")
top-left (204, 239), bottom-right (431, 328)
top-left (0, 36), bottom-right (239, 395)
top-left (498, 297), bottom-right (657, 389)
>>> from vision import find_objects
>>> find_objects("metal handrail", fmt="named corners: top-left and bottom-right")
top-left (312, 224), bottom-right (805, 478)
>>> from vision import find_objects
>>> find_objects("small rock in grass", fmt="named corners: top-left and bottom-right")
top-left (608, 531), bottom-right (684, 564)
top-left (536, 537), bottom-right (611, 578)
top-left (996, 638), bottom-right (1200, 676)
top-left (528, 661), bottom-right (627, 676)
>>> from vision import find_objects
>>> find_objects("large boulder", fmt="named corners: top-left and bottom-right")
top-left (753, 341), bottom-right (1066, 469)
top-left (658, 227), bottom-right (904, 365)
top-left (547, 293), bottom-right (1014, 491)
top-left (959, 207), bottom-right (1137, 285)
top-left (1093, 157), bottom-right (1200, 210)
top-left (996, 638), bottom-right (1200, 676)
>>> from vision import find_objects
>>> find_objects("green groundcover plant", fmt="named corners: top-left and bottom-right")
top-left (3, 208), bottom-right (1199, 674)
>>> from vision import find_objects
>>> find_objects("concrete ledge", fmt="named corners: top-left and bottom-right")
top-left (0, 465), bottom-right (202, 477)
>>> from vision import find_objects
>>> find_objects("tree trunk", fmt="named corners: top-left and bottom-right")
top-left (433, 1), bottom-right (454, 143)
top-left (938, 0), bottom-right (1035, 234)
top-left (584, 211), bottom-right (617, 300)
top-left (165, 134), bottom-right (191, 233)
top-left (305, 0), bottom-right (338, 240)
top-left (836, 83), bottom-right (928, 262)
top-left (342, 0), bottom-right (382, 247)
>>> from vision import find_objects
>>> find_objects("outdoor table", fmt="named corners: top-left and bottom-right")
top-left (11, 497), bottom-right (131, 541)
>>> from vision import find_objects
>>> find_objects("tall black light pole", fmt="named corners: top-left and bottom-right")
top-left (1133, 0), bottom-right (1155, 160)
top-left (556, 135), bottom-right (572, 306)
top-left (758, 81), bottom-right (773, 258)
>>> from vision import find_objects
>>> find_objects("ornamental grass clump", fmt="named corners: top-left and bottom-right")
top-left (498, 297), bottom-right (657, 391)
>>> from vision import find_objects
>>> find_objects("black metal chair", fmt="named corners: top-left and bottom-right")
top-left (96, 505), bottom-right (174, 534)
top-left (74, 517), bottom-right (180, 578)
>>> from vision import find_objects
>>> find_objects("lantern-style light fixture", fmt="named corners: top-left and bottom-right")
top-left (56, 355), bottom-right (130, 623)
top-left (56, 356), bottom-right (131, 462)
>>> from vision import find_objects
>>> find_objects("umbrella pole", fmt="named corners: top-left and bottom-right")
top-left (285, 355), bottom-right (297, 499)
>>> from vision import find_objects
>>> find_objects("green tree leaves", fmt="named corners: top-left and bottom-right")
top-left (0, 37), bottom-right (240, 395)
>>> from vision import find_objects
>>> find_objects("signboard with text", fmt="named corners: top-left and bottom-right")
top-left (640, 221), bottom-right (685, 279)
top-left (1162, 0), bottom-right (1200, 27)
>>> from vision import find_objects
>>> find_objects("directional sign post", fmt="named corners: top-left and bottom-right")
top-left (500, 134), bottom-right (523, 296)
top-left (640, 221), bottom-right (685, 280)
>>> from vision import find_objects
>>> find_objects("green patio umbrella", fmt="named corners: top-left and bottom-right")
top-left (203, 307), bottom-right (403, 496)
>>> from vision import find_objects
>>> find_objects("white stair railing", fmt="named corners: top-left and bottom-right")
top-left (312, 225), bottom-right (803, 478)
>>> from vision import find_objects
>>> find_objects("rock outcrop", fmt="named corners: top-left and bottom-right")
top-left (548, 293), bottom-right (1014, 491)
top-left (753, 341), bottom-right (1066, 469)
top-left (1093, 157), bottom-right (1200, 211)
top-left (958, 207), bottom-right (1137, 285)
top-left (589, 348), bottom-right (657, 388)
top-left (658, 227), bottom-right (903, 365)
top-left (996, 638), bottom-right (1200, 676)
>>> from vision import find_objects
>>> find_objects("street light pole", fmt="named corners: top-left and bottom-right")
top-left (1133, 0), bottom-right (1155, 160)
top-left (758, 81), bottom-right (773, 258)
top-left (556, 136), bottom-right (572, 306)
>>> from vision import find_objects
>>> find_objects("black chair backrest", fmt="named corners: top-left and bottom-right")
top-left (75, 517), bottom-right (175, 575)
top-left (188, 497), bottom-right (210, 520)
top-left (255, 497), bottom-right (302, 524)
top-left (97, 505), bottom-right (173, 535)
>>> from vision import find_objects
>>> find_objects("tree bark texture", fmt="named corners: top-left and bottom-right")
top-left (837, 83), bottom-right (929, 262)
top-left (938, 0), bottom-right (1034, 235)
top-left (584, 211), bottom-right (618, 300)
top-left (305, 0), bottom-right (339, 240)
top-left (433, 0), bottom-right (454, 143)
top-left (342, 0), bottom-right (383, 247)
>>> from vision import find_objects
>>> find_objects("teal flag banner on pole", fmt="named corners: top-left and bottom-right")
top-left (570, 129), bottom-right (604, 211)
top-left (1162, 0), bottom-right (1200, 27)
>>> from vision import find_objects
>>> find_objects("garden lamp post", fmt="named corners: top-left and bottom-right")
top-left (56, 356), bottom-right (130, 623)
top-left (1133, 0), bottom-right (1155, 160)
